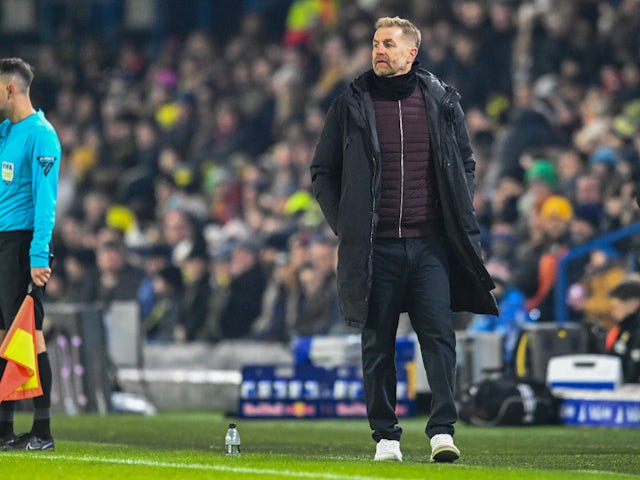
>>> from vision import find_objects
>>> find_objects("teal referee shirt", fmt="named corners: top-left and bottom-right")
top-left (0, 110), bottom-right (60, 268)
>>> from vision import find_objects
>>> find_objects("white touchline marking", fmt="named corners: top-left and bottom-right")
top-left (14, 454), bottom-right (418, 480)
top-left (9, 453), bottom-right (635, 479)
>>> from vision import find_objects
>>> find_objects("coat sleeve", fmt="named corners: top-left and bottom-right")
top-left (310, 102), bottom-right (343, 235)
top-left (452, 100), bottom-right (482, 250)
top-left (454, 102), bottom-right (476, 200)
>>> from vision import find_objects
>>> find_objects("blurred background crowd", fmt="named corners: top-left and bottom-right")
top-left (2, 0), bottom-right (640, 361)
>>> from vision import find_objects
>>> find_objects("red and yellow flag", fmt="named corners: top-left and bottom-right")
top-left (0, 294), bottom-right (42, 402)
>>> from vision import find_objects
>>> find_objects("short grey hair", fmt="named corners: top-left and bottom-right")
top-left (375, 17), bottom-right (421, 49)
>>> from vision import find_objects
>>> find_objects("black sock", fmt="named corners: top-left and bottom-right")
top-left (31, 417), bottom-right (51, 439)
top-left (0, 358), bottom-right (16, 437)
top-left (31, 352), bottom-right (52, 438)
top-left (0, 408), bottom-right (15, 437)
top-left (0, 420), bottom-right (14, 438)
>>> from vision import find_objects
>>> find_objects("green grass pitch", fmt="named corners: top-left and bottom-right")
top-left (1, 411), bottom-right (639, 479)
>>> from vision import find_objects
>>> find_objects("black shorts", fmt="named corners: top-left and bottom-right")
top-left (0, 230), bottom-right (44, 330)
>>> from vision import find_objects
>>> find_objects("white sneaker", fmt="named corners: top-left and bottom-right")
top-left (374, 439), bottom-right (403, 461)
top-left (430, 434), bottom-right (460, 463)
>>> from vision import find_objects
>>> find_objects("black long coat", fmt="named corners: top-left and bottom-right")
top-left (310, 68), bottom-right (498, 329)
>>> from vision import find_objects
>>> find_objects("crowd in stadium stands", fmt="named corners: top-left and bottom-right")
top-left (8, 0), bottom-right (640, 361)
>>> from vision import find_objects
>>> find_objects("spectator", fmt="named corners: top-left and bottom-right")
top-left (161, 208), bottom-right (208, 266)
top-left (588, 147), bottom-right (618, 182)
top-left (251, 250), bottom-right (296, 343)
top-left (291, 262), bottom-right (339, 336)
top-left (309, 34), bottom-right (349, 112)
top-left (136, 244), bottom-right (172, 320)
top-left (446, 30), bottom-right (491, 110)
top-left (79, 233), bottom-right (145, 306)
top-left (563, 204), bottom-right (605, 305)
top-left (177, 249), bottom-right (212, 342)
top-left (291, 236), bottom-right (343, 336)
top-left (60, 248), bottom-right (96, 303)
top-left (196, 246), bottom-right (233, 343)
top-left (251, 231), bottom-right (311, 342)
top-left (143, 265), bottom-right (184, 343)
top-left (218, 239), bottom-right (267, 339)
top-left (519, 157), bottom-right (559, 222)
top-left (570, 204), bottom-right (602, 247)
top-left (79, 190), bottom-right (111, 239)
top-left (570, 246), bottom-right (626, 343)
top-left (607, 277), bottom-right (640, 383)
top-left (495, 83), bottom-right (561, 182)
top-left (487, 175), bottom-right (524, 228)
top-left (419, 20), bottom-right (455, 81)
top-left (483, 0), bottom-right (517, 99)
top-left (194, 100), bottom-right (251, 164)
top-left (514, 195), bottom-right (573, 322)
top-left (556, 148), bottom-right (586, 198)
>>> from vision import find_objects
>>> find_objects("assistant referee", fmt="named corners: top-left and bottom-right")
top-left (0, 57), bottom-right (60, 451)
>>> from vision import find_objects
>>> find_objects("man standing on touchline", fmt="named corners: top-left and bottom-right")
top-left (310, 17), bottom-right (497, 462)
top-left (0, 57), bottom-right (60, 451)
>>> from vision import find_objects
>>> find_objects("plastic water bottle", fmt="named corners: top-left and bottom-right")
top-left (225, 423), bottom-right (241, 455)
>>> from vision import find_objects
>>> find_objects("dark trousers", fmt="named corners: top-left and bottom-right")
top-left (0, 230), bottom-right (44, 330)
top-left (362, 236), bottom-right (457, 442)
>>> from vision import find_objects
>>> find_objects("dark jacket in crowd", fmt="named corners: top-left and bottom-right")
top-left (181, 273), bottom-right (212, 341)
top-left (497, 107), bottom-right (559, 181)
top-left (310, 67), bottom-right (497, 329)
top-left (219, 263), bottom-right (267, 338)
top-left (609, 311), bottom-right (640, 383)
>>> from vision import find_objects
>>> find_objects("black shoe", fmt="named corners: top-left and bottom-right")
top-left (0, 432), bottom-right (17, 448)
top-left (25, 434), bottom-right (55, 451)
top-left (0, 433), bottom-right (55, 451)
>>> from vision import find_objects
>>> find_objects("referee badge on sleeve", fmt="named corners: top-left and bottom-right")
top-left (37, 156), bottom-right (56, 176)
top-left (2, 162), bottom-right (14, 184)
